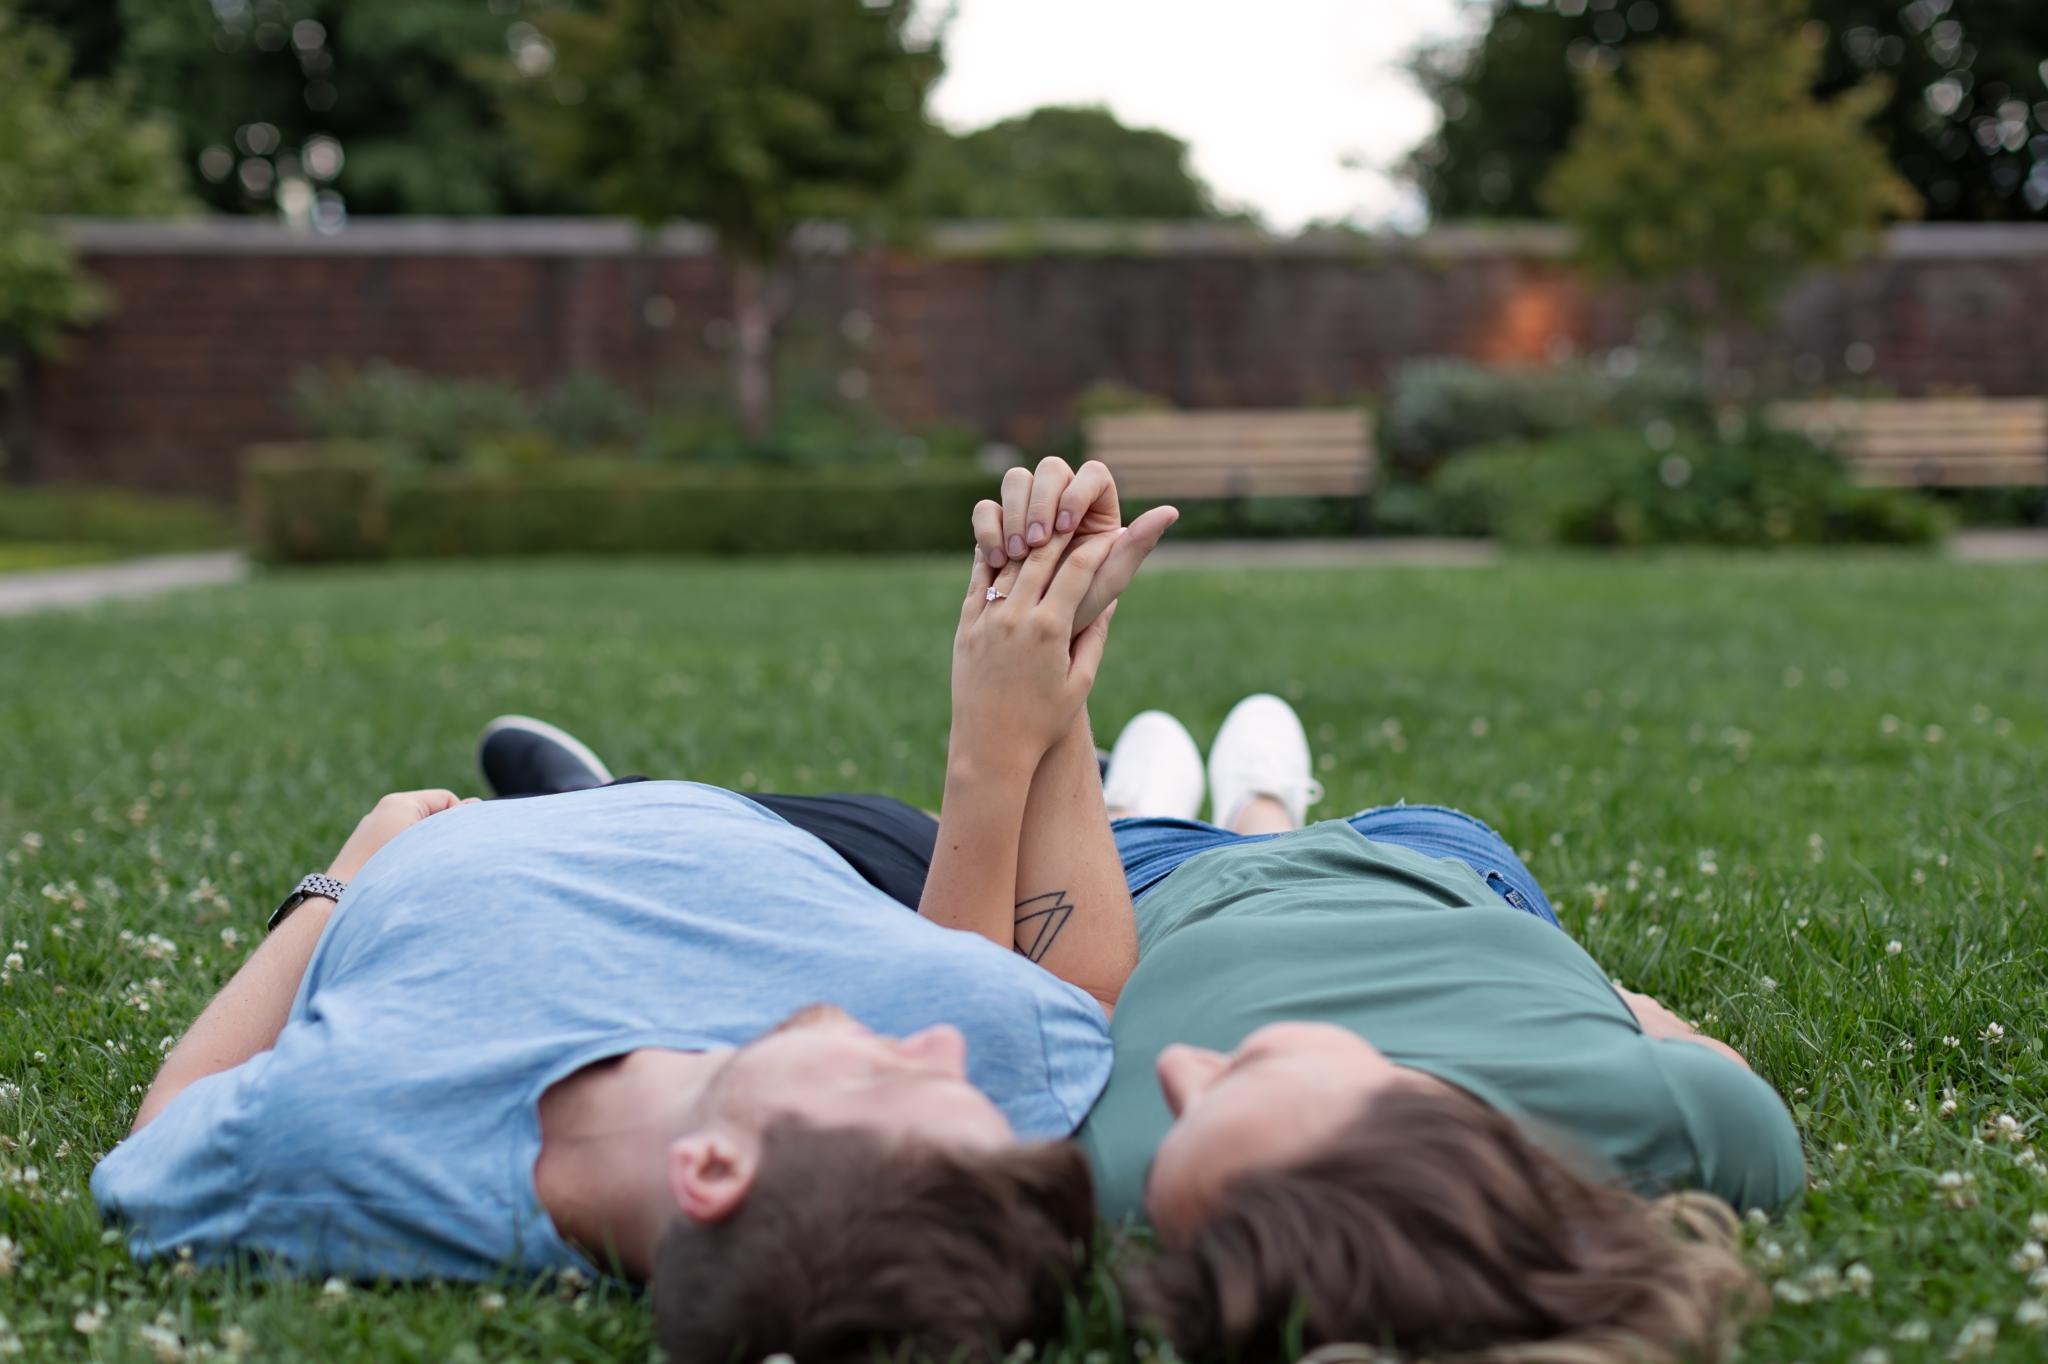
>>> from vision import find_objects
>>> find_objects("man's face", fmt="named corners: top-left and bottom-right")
top-left (712, 1005), bottom-right (1017, 1154)
top-left (1144, 1021), bottom-right (1443, 1241)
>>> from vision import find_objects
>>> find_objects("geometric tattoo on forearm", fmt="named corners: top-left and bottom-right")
top-left (1013, 890), bottom-right (1075, 963)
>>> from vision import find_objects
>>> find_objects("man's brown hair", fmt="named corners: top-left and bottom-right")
top-left (652, 1120), bottom-right (1095, 1364)
top-left (1129, 1085), bottom-right (1762, 1364)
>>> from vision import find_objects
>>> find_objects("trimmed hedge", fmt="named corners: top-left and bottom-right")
top-left (245, 444), bottom-right (1001, 563)
top-left (0, 485), bottom-right (239, 552)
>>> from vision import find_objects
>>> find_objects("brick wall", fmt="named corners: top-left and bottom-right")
top-left (13, 218), bottom-right (2048, 500)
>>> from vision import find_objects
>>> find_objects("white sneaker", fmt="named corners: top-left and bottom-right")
top-left (1208, 694), bottom-right (1323, 830)
top-left (1102, 711), bottom-right (1206, 820)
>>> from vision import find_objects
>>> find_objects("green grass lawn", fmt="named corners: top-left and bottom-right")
top-left (2, 551), bottom-right (2047, 1363)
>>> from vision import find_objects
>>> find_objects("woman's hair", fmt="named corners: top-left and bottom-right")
top-left (1127, 1085), bottom-right (1761, 1364)
top-left (652, 1120), bottom-right (1095, 1364)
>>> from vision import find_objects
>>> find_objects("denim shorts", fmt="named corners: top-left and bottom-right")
top-left (1112, 804), bottom-right (1559, 927)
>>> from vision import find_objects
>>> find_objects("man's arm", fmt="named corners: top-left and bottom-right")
top-left (132, 789), bottom-right (474, 1131)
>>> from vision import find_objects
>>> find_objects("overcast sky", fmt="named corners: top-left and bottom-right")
top-left (922, 0), bottom-right (1471, 232)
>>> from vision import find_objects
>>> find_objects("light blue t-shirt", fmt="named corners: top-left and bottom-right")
top-left (92, 783), bottom-right (1112, 1280)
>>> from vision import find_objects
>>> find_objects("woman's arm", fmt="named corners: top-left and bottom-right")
top-left (1616, 987), bottom-right (1753, 1071)
top-left (132, 789), bottom-right (474, 1131)
top-left (917, 530), bottom-right (1120, 971)
top-left (1009, 707), bottom-right (1136, 1014)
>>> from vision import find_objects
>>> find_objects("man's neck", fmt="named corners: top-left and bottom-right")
top-left (533, 1047), bottom-right (730, 1280)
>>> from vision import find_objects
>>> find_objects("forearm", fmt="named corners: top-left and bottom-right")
top-left (1012, 711), bottom-right (1135, 1012)
top-left (919, 751), bottom-right (1033, 951)
top-left (132, 896), bottom-right (334, 1131)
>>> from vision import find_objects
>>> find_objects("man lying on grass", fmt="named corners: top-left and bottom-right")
top-left (93, 481), bottom-right (1174, 1364)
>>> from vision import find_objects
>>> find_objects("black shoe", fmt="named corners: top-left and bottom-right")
top-left (477, 716), bottom-right (615, 797)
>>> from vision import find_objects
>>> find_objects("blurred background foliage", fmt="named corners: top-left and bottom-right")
top-left (906, 105), bottom-right (1224, 220)
top-left (17, 0), bottom-right (1218, 224)
top-left (1407, 0), bottom-right (2048, 223)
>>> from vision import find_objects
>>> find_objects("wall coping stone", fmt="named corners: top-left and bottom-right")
top-left (54, 216), bottom-right (2048, 261)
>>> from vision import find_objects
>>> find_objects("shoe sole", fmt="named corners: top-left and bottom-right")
top-left (476, 715), bottom-right (616, 792)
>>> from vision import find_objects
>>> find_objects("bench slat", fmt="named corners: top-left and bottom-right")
top-left (1086, 409), bottom-right (1375, 499)
top-left (1765, 398), bottom-right (2048, 487)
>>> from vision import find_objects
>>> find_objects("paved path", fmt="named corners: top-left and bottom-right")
top-left (1950, 529), bottom-right (2048, 562)
top-left (0, 551), bottom-right (249, 617)
top-left (1144, 538), bottom-right (1501, 569)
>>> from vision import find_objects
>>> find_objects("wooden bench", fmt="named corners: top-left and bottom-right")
top-left (1766, 398), bottom-right (2048, 486)
top-left (1083, 409), bottom-right (1374, 500)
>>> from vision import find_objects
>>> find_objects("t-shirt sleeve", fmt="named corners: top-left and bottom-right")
top-left (90, 1055), bottom-right (273, 1262)
top-left (1646, 1038), bottom-right (1806, 1212)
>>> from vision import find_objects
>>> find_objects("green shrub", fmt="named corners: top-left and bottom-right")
top-left (1383, 357), bottom-right (1709, 479)
top-left (1432, 429), bottom-right (1949, 548)
top-left (244, 443), bottom-right (999, 563)
top-left (0, 484), bottom-right (238, 551)
top-left (244, 443), bottom-right (390, 563)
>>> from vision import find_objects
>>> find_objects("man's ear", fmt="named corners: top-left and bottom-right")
top-left (667, 1128), bottom-right (760, 1224)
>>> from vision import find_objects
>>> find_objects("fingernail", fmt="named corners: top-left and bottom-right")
top-left (974, 546), bottom-right (985, 564)
top-left (1027, 521), bottom-right (1047, 545)
top-left (1008, 535), bottom-right (1026, 558)
top-left (1055, 510), bottom-right (1073, 532)
top-left (988, 549), bottom-right (1005, 568)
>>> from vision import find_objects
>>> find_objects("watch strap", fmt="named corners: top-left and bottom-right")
top-left (267, 873), bottom-right (348, 932)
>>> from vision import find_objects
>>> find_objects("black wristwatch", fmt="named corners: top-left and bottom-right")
top-left (268, 874), bottom-right (349, 932)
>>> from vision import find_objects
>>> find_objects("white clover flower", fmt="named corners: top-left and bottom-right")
top-left (2009, 1240), bottom-right (2044, 1273)
top-left (137, 1322), bottom-right (184, 1361)
top-left (1894, 1320), bottom-right (1931, 1342)
top-left (1905, 1099), bottom-right (1920, 1114)
top-left (321, 1277), bottom-right (348, 1299)
top-left (1944, 1036), bottom-right (1963, 1050)
top-left (73, 1308), bottom-right (107, 1336)
top-left (1948, 1314), bottom-right (1997, 1359)
top-left (1772, 1279), bottom-right (1814, 1304)
top-left (2016, 1299), bottom-right (2048, 1331)
top-left (1937, 1171), bottom-right (1966, 1189)
top-left (1886, 940), bottom-right (1903, 956)
top-left (2031, 1213), bottom-right (2048, 1237)
top-left (1853, 1349), bottom-right (1888, 1364)
top-left (2033, 1265), bottom-right (2048, 1290)
top-left (0, 1235), bottom-right (16, 1276)
top-left (1761, 977), bottom-right (1778, 992)
top-left (1844, 1262), bottom-right (1874, 1296)
top-left (479, 1291), bottom-right (506, 1314)
top-left (2, 956), bottom-right (18, 972)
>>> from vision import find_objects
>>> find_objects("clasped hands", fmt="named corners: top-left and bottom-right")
top-left (948, 457), bottom-right (1177, 780)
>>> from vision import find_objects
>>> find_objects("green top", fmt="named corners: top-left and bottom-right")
top-left (1076, 822), bottom-right (1805, 1223)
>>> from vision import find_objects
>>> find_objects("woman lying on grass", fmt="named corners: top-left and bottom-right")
top-left (970, 464), bottom-right (1803, 1363)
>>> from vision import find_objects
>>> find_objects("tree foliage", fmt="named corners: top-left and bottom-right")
top-left (0, 4), bottom-right (187, 361)
top-left (1542, 0), bottom-right (1918, 323)
top-left (512, 0), bottom-right (938, 260)
top-left (1409, 0), bottom-right (2048, 223)
top-left (909, 105), bottom-right (1216, 219)
top-left (112, 0), bottom-right (584, 218)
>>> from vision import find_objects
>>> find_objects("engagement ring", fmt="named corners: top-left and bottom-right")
top-left (986, 587), bottom-right (1006, 602)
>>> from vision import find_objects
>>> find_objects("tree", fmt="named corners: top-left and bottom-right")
top-left (0, 4), bottom-right (188, 481)
top-left (1407, 0), bottom-right (2048, 224)
top-left (1540, 0), bottom-right (1918, 371)
top-left (910, 105), bottom-right (1218, 219)
top-left (511, 0), bottom-right (938, 442)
